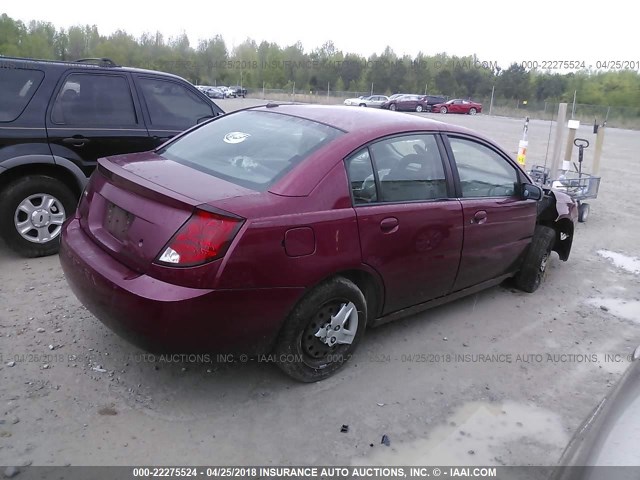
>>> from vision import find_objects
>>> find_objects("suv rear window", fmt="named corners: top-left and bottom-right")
top-left (158, 110), bottom-right (342, 189)
top-left (0, 68), bottom-right (44, 122)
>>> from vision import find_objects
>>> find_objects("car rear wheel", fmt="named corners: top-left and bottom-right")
top-left (0, 176), bottom-right (77, 257)
top-left (469, 107), bottom-right (477, 115)
top-left (416, 105), bottom-right (423, 112)
top-left (515, 225), bottom-right (556, 293)
top-left (359, 103), bottom-right (367, 107)
top-left (440, 106), bottom-right (448, 114)
top-left (274, 277), bottom-right (367, 382)
top-left (389, 104), bottom-right (397, 111)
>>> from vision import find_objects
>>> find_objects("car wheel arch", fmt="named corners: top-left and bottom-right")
top-left (293, 268), bottom-right (385, 327)
top-left (0, 161), bottom-right (84, 199)
top-left (541, 218), bottom-right (574, 261)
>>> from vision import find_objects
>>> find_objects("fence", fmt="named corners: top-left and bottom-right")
top-left (247, 88), bottom-right (640, 130)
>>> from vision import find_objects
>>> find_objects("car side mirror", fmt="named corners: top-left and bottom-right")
top-left (522, 183), bottom-right (543, 201)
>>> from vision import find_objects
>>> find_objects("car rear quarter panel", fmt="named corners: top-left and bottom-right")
top-left (215, 162), bottom-right (366, 291)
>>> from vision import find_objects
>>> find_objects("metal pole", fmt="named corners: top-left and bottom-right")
top-left (262, 81), bottom-right (265, 100)
top-left (489, 85), bottom-right (495, 116)
top-left (592, 125), bottom-right (605, 176)
top-left (550, 103), bottom-right (568, 177)
top-left (371, 83), bottom-right (374, 95)
top-left (425, 83), bottom-right (428, 95)
top-left (571, 90), bottom-right (577, 119)
top-left (327, 81), bottom-right (330, 98)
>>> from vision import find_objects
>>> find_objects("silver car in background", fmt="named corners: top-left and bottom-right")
top-left (343, 94), bottom-right (389, 107)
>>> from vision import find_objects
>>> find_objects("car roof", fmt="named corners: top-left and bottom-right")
top-left (256, 104), bottom-right (471, 134)
top-left (1, 56), bottom-right (192, 83)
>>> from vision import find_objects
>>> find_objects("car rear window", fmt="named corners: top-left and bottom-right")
top-left (158, 110), bottom-right (343, 189)
top-left (0, 68), bottom-right (44, 122)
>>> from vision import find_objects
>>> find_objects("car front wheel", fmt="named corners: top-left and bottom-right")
top-left (515, 225), bottom-right (556, 293)
top-left (0, 175), bottom-right (77, 257)
top-left (469, 107), bottom-right (477, 115)
top-left (389, 104), bottom-right (397, 111)
top-left (440, 107), bottom-right (448, 114)
top-left (274, 277), bottom-right (367, 382)
top-left (416, 105), bottom-right (423, 112)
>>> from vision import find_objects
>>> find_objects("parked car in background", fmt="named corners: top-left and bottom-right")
top-left (551, 345), bottom-right (640, 477)
top-left (388, 93), bottom-right (409, 101)
top-left (60, 104), bottom-right (577, 382)
top-left (382, 94), bottom-right (443, 112)
top-left (433, 99), bottom-right (483, 115)
top-left (343, 95), bottom-right (389, 107)
top-left (421, 95), bottom-right (447, 112)
top-left (217, 86), bottom-right (231, 97)
top-left (0, 56), bottom-right (224, 257)
top-left (204, 87), bottom-right (226, 99)
top-left (229, 85), bottom-right (247, 98)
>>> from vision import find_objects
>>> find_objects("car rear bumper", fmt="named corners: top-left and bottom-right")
top-left (59, 218), bottom-right (304, 354)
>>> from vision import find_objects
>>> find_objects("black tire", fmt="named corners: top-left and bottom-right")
top-left (389, 104), bottom-right (397, 111)
top-left (0, 175), bottom-right (77, 257)
top-left (359, 103), bottom-right (367, 107)
top-left (578, 203), bottom-right (590, 223)
top-left (416, 105), bottom-right (423, 112)
top-left (469, 107), bottom-right (477, 115)
top-left (515, 225), bottom-right (556, 293)
top-left (440, 106), bottom-right (448, 114)
top-left (274, 277), bottom-right (367, 382)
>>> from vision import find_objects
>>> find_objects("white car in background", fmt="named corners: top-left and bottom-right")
top-left (343, 95), bottom-right (389, 107)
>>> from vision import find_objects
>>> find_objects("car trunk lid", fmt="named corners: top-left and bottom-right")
top-left (79, 152), bottom-right (253, 273)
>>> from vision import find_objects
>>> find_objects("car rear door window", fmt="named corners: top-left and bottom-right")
top-left (369, 134), bottom-right (448, 202)
top-left (50, 73), bottom-right (137, 126)
top-left (345, 149), bottom-right (378, 204)
top-left (448, 137), bottom-right (518, 197)
top-left (0, 68), bottom-right (44, 122)
top-left (137, 77), bottom-right (214, 130)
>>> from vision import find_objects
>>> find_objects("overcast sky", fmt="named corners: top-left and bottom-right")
top-left (3, 0), bottom-right (636, 70)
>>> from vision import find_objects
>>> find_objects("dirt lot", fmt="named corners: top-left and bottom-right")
top-left (1, 99), bottom-right (639, 468)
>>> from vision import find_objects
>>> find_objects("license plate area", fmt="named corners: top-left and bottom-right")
top-left (105, 202), bottom-right (134, 240)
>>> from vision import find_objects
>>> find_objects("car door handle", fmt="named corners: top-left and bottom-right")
top-left (472, 210), bottom-right (488, 224)
top-left (380, 217), bottom-right (399, 233)
top-left (62, 136), bottom-right (90, 147)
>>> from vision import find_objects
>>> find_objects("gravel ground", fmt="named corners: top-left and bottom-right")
top-left (1, 98), bottom-right (639, 468)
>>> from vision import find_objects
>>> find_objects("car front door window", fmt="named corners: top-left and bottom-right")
top-left (449, 137), bottom-right (518, 198)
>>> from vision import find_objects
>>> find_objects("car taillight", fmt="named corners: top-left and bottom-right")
top-left (156, 210), bottom-right (243, 267)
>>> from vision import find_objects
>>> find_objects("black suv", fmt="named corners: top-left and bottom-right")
top-left (228, 85), bottom-right (247, 98)
top-left (0, 57), bottom-right (224, 257)
top-left (423, 95), bottom-right (446, 112)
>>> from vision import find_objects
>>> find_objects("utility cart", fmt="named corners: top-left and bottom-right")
top-left (529, 138), bottom-right (601, 223)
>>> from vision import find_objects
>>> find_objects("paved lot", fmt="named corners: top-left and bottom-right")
top-left (1, 98), bottom-right (639, 467)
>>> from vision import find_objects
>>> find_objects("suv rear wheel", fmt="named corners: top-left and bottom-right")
top-left (0, 176), bottom-right (77, 257)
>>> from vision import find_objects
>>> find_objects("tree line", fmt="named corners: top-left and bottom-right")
top-left (1, 13), bottom-right (639, 107)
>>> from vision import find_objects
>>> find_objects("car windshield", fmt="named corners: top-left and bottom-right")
top-left (158, 110), bottom-right (343, 190)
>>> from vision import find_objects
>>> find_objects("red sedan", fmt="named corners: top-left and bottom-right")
top-left (433, 99), bottom-right (483, 115)
top-left (59, 105), bottom-right (576, 382)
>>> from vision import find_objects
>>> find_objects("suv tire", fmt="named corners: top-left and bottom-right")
top-left (0, 176), bottom-right (77, 257)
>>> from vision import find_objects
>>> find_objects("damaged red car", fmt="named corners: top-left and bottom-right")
top-left (59, 104), bottom-right (577, 382)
